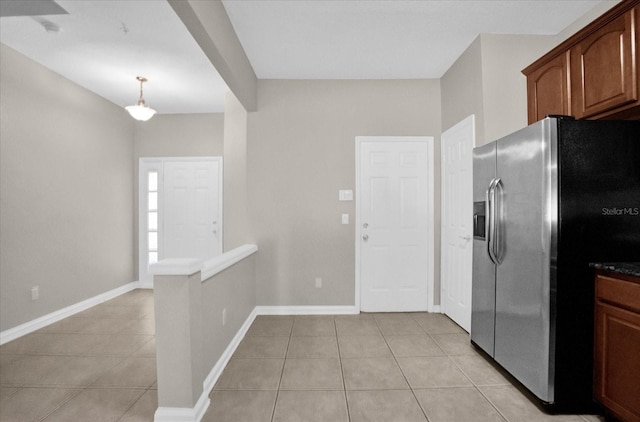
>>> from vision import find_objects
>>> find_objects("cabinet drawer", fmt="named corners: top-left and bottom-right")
top-left (596, 273), bottom-right (640, 313)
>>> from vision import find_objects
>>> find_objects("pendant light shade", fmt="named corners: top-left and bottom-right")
top-left (125, 76), bottom-right (156, 121)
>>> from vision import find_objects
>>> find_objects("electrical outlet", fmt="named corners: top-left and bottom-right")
top-left (222, 308), bottom-right (227, 326)
top-left (31, 286), bottom-right (39, 301)
top-left (315, 277), bottom-right (322, 288)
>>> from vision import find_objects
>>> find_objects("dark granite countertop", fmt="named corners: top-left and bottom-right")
top-left (590, 262), bottom-right (640, 278)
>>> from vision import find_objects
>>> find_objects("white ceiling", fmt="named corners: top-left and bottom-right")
top-left (222, 0), bottom-right (607, 79)
top-left (0, 0), bottom-right (608, 114)
top-left (0, 0), bottom-right (229, 113)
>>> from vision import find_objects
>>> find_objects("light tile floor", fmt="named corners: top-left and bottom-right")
top-left (0, 290), bottom-right (157, 422)
top-left (0, 290), bottom-right (605, 422)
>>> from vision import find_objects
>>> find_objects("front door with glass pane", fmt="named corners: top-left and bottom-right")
top-left (138, 157), bottom-right (222, 285)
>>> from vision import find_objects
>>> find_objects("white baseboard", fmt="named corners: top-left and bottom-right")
top-left (154, 393), bottom-right (210, 422)
top-left (136, 280), bottom-right (154, 289)
top-left (0, 281), bottom-right (139, 345)
top-left (255, 305), bottom-right (358, 315)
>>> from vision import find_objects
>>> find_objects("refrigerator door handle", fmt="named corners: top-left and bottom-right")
top-left (492, 178), bottom-right (503, 264)
top-left (486, 178), bottom-right (499, 265)
top-left (484, 179), bottom-right (495, 264)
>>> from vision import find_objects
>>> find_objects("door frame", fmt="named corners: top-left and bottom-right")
top-left (354, 136), bottom-right (436, 312)
top-left (138, 156), bottom-right (223, 286)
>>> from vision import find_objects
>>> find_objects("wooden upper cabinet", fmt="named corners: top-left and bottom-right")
top-left (526, 52), bottom-right (570, 124)
top-left (523, 0), bottom-right (640, 123)
top-left (570, 9), bottom-right (637, 119)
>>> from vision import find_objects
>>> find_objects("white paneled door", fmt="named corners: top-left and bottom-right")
top-left (164, 160), bottom-right (221, 260)
top-left (138, 157), bottom-right (222, 285)
top-left (440, 116), bottom-right (474, 331)
top-left (357, 137), bottom-right (434, 312)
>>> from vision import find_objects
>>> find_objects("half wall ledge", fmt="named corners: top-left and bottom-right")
top-left (149, 244), bottom-right (258, 282)
top-left (149, 244), bottom-right (258, 422)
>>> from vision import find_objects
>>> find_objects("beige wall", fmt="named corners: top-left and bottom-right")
top-left (248, 79), bottom-right (441, 306)
top-left (223, 92), bottom-right (250, 251)
top-left (441, 37), bottom-right (485, 142)
top-left (0, 44), bottom-right (225, 331)
top-left (0, 44), bottom-right (134, 330)
top-left (480, 34), bottom-right (554, 144)
top-left (132, 113), bottom-right (224, 277)
top-left (133, 113), bottom-right (224, 159)
top-left (201, 254), bottom-right (256, 378)
top-left (441, 34), bottom-right (553, 147)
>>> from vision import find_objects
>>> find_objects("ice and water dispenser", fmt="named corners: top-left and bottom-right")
top-left (473, 202), bottom-right (486, 240)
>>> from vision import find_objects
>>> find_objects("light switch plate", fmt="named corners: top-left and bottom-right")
top-left (339, 190), bottom-right (353, 201)
top-left (341, 214), bottom-right (349, 224)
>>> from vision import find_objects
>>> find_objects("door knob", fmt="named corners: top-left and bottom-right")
top-left (362, 234), bottom-right (369, 242)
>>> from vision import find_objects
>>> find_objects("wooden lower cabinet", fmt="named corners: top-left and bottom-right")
top-left (594, 272), bottom-right (640, 422)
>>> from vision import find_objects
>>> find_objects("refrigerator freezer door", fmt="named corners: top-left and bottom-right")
top-left (471, 142), bottom-right (497, 356)
top-left (494, 119), bottom-right (556, 402)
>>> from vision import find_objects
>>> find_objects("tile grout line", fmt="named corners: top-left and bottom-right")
top-left (36, 387), bottom-right (85, 422)
top-left (378, 314), bottom-right (431, 422)
top-left (269, 318), bottom-right (294, 422)
top-left (418, 315), bottom-right (510, 422)
top-left (115, 388), bottom-right (149, 422)
top-left (334, 317), bottom-right (352, 422)
top-left (412, 314), bottom-right (513, 420)
top-left (442, 349), bottom-right (511, 421)
top-left (473, 386), bottom-right (512, 422)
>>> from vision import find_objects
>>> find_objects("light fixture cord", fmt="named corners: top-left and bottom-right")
top-left (136, 77), bottom-right (148, 106)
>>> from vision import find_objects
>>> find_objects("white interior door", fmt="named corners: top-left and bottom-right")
top-left (138, 157), bottom-right (222, 285)
top-left (164, 159), bottom-right (220, 260)
top-left (357, 137), bottom-right (434, 312)
top-left (440, 115), bottom-right (474, 331)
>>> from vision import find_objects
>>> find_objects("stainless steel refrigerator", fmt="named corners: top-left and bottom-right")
top-left (471, 116), bottom-right (640, 412)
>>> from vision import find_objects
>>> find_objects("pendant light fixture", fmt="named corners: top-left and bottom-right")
top-left (125, 76), bottom-right (156, 121)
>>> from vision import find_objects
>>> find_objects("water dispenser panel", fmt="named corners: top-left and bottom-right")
top-left (473, 201), bottom-right (486, 240)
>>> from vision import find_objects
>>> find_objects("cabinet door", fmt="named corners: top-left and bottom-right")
top-left (571, 9), bottom-right (638, 119)
top-left (526, 52), bottom-right (570, 124)
top-left (594, 300), bottom-right (640, 422)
